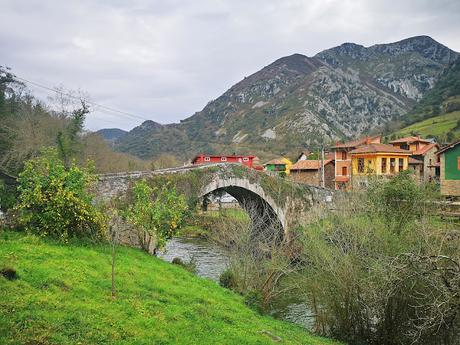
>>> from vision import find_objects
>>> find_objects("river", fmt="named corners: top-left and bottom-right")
top-left (158, 237), bottom-right (315, 330)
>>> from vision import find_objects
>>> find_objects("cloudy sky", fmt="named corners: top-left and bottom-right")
top-left (1, 0), bottom-right (459, 131)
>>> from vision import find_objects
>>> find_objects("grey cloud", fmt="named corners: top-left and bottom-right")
top-left (0, 0), bottom-right (459, 130)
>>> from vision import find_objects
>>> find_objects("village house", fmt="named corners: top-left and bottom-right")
top-left (264, 157), bottom-right (293, 175)
top-left (332, 135), bottom-right (382, 190)
top-left (349, 143), bottom-right (412, 188)
top-left (191, 154), bottom-right (256, 168)
top-left (389, 136), bottom-right (439, 182)
top-left (436, 139), bottom-right (460, 197)
top-left (290, 159), bottom-right (335, 189)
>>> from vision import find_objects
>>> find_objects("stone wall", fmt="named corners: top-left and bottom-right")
top-left (440, 155), bottom-right (460, 196)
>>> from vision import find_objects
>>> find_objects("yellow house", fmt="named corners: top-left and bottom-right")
top-left (349, 143), bottom-right (412, 187)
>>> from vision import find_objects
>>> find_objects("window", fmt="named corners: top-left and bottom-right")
top-left (243, 157), bottom-right (249, 162)
top-left (390, 158), bottom-right (395, 173)
top-left (399, 158), bottom-right (404, 171)
top-left (204, 157), bottom-right (210, 162)
top-left (342, 166), bottom-right (347, 176)
top-left (221, 157), bottom-right (227, 162)
top-left (358, 158), bottom-right (365, 173)
top-left (400, 143), bottom-right (409, 150)
top-left (381, 157), bottom-right (387, 173)
top-left (341, 151), bottom-right (347, 160)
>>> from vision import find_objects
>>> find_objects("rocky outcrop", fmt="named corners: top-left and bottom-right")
top-left (114, 36), bottom-right (459, 160)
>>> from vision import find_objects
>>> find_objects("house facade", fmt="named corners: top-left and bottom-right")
top-left (389, 136), bottom-right (439, 182)
top-left (436, 139), bottom-right (460, 197)
top-left (191, 154), bottom-right (256, 168)
top-left (349, 143), bottom-right (412, 188)
top-left (264, 158), bottom-right (293, 175)
top-left (332, 136), bottom-right (381, 190)
top-left (290, 159), bottom-right (335, 189)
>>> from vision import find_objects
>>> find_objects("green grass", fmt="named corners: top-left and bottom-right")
top-left (204, 208), bottom-right (250, 220)
top-left (395, 111), bottom-right (460, 138)
top-left (0, 231), bottom-right (339, 345)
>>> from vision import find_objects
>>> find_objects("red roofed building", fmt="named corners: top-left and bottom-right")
top-left (389, 136), bottom-right (439, 182)
top-left (191, 154), bottom-right (256, 169)
top-left (349, 143), bottom-right (412, 188)
top-left (332, 135), bottom-right (381, 190)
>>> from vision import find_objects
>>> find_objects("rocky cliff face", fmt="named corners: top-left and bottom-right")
top-left (114, 36), bottom-right (459, 160)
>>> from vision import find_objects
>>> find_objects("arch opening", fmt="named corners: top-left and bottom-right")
top-left (202, 186), bottom-right (284, 244)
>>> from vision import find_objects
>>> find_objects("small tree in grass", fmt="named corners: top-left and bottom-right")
top-left (16, 147), bottom-right (107, 241)
top-left (125, 179), bottom-right (187, 254)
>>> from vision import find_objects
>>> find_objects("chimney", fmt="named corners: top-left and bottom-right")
top-left (365, 137), bottom-right (372, 145)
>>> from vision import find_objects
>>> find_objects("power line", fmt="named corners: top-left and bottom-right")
top-left (13, 75), bottom-right (151, 122)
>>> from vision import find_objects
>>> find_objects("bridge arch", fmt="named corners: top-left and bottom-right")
top-left (200, 176), bottom-right (287, 238)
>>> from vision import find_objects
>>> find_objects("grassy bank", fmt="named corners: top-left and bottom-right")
top-left (0, 231), bottom-right (339, 345)
top-left (178, 208), bottom-right (249, 238)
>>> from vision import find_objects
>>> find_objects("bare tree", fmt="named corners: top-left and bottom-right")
top-left (208, 198), bottom-right (302, 307)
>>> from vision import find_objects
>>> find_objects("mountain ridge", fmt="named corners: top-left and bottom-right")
top-left (111, 35), bottom-right (459, 161)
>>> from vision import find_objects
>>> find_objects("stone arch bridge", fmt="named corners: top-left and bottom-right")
top-left (96, 163), bottom-right (334, 239)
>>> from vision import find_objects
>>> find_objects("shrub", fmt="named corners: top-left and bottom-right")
top-left (172, 257), bottom-right (197, 273)
top-left (0, 179), bottom-right (17, 211)
top-left (16, 148), bottom-right (107, 241)
top-left (366, 171), bottom-right (439, 233)
top-left (298, 180), bottom-right (458, 345)
top-left (244, 290), bottom-right (265, 314)
top-left (219, 269), bottom-right (238, 290)
top-left (125, 180), bottom-right (188, 253)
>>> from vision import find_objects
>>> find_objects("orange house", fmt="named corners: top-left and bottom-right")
top-left (389, 136), bottom-right (439, 182)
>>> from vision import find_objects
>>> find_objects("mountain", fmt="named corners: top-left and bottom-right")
top-left (96, 128), bottom-right (127, 143)
top-left (391, 59), bottom-right (460, 143)
top-left (403, 59), bottom-right (460, 124)
top-left (113, 36), bottom-right (459, 161)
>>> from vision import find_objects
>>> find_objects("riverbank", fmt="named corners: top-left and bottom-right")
top-left (0, 230), bottom-right (340, 345)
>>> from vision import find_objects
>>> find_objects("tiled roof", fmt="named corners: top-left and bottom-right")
top-left (349, 143), bottom-right (412, 154)
top-left (291, 159), bottom-right (333, 171)
top-left (192, 154), bottom-right (255, 162)
top-left (389, 136), bottom-right (431, 144)
top-left (332, 135), bottom-right (381, 149)
top-left (412, 143), bottom-right (439, 156)
top-left (265, 159), bottom-right (286, 165)
top-left (409, 157), bottom-right (423, 165)
top-left (436, 139), bottom-right (460, 155)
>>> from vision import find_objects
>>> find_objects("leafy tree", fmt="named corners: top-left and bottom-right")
top-left (57, 101), bottom-right (89, 168)
top-left (125, 180), bottom-right (187, 253)
top-left (16, 148), bottom-right (106, 241)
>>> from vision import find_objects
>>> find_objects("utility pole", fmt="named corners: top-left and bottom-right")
top-left (321, 144), bottom-right (325, 188)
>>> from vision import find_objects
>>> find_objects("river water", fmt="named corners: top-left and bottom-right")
top-left (158, 237), bottom-right (314, 330)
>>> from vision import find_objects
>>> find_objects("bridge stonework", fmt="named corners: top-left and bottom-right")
top-left (96, 164), bottom-right (334, 247)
